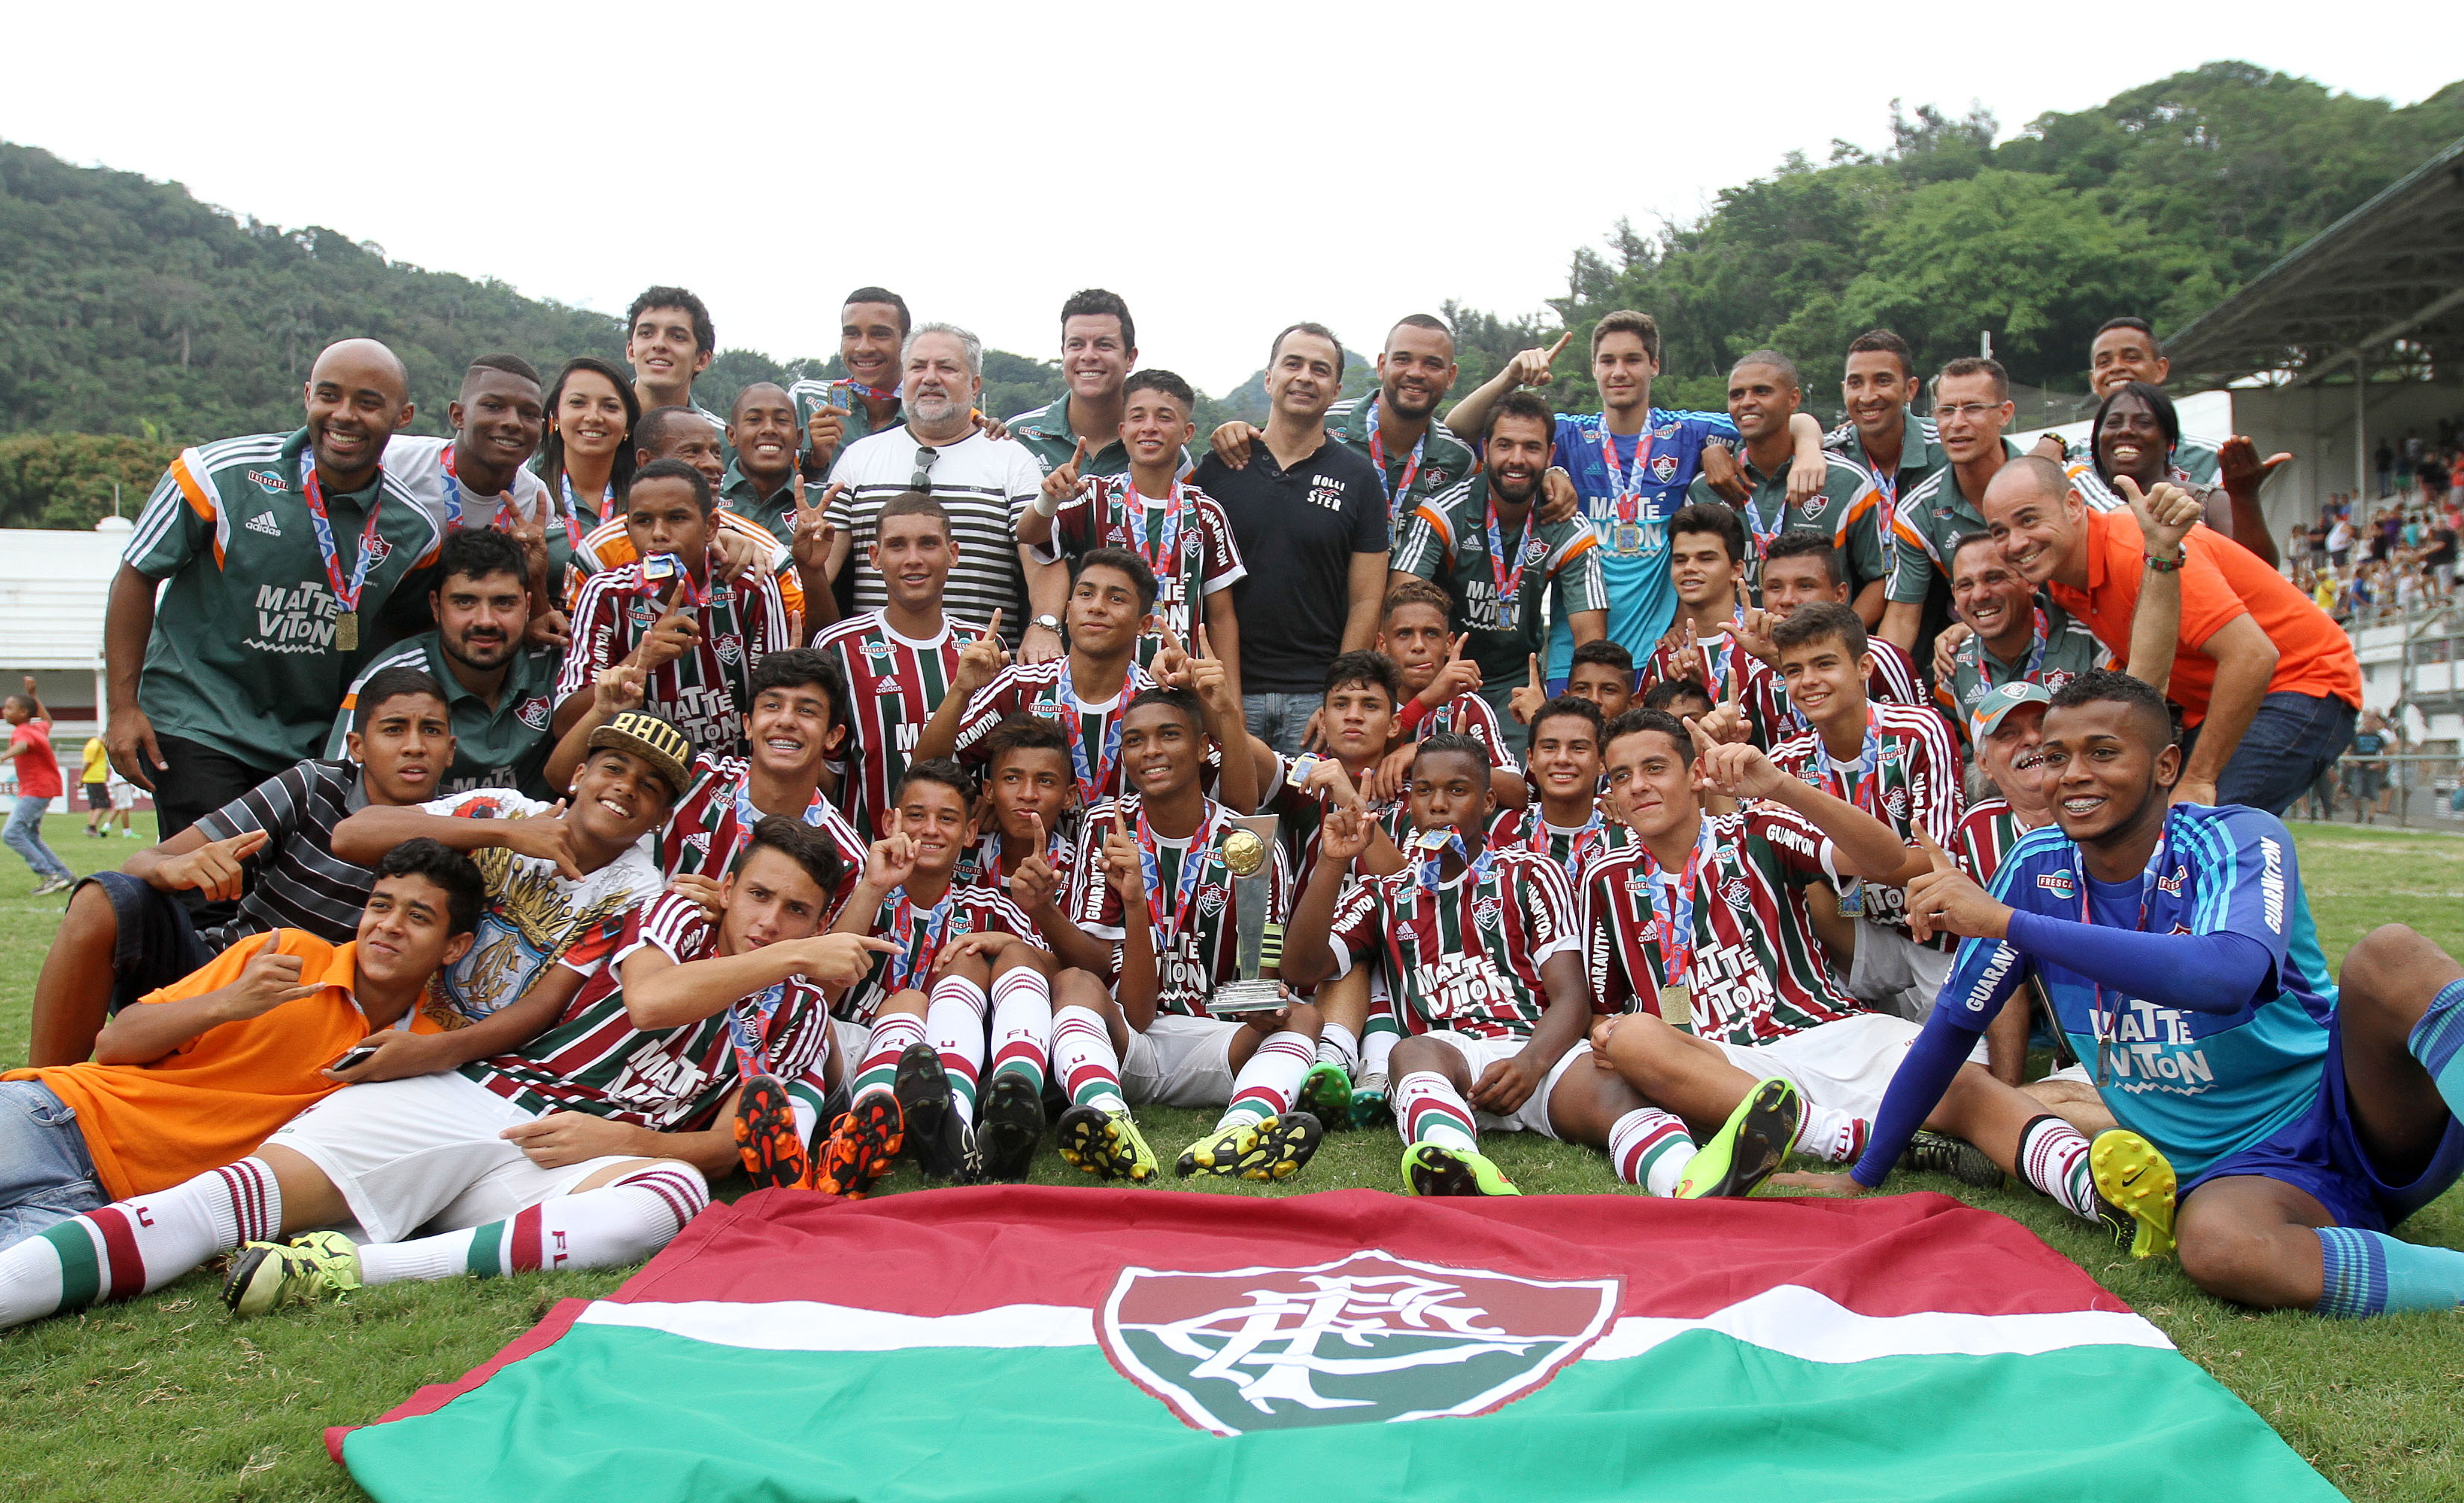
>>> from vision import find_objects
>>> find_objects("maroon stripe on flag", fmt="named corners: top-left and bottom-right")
top-left (89, 1207), bottom-right (146, 1300)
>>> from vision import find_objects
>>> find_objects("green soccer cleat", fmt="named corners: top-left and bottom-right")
top-left (1055, 1104), bottom-right (1160, 1182)
top-left (1293, 1062), bottom-right (1354, 1128)
top-left (221, 1230), bottom-right (362, 1318)
top-left (1899, 1128), bottom-right (2006, 1190)
top-left (1674, 1077), bottom-right (1800, 1199)
top-left (1177, 1118), bottom-right (1262, 1178)
top-left (1176, 1112), bottom-right (1324, 1180)
top-left (2091, 1129), bottom-right (2178, 1260)
top-left (1348, 1071), bottom-right (1392, 1130)
top-left (1401, 1141), bottom-right (1520, 1197)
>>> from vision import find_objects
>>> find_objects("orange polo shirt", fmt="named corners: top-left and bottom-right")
top-left (4, 930), bottom-right (416, 1200)
top-left (2049, 509), bottom-right (2360, 725)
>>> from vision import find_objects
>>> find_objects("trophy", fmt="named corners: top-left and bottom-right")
top-left (1204, 815), bottom-right (1285, 1016)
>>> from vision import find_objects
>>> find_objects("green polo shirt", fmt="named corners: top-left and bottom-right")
top-left (322, 634), bottom-right (563, 798)
top-left (788, 377), bottom-right (900, 467)
top-left (1823, 410), bottom-right (1949, 510)
top-left (1392, 474), bottom-right (1606, 688)
top-left (1326, 394), bottom-right (1477, 527)
top-left (126, 428), bottom-right (446, 769)
top-left (720, 459), bottom-right (802, 542)
top-left (1684, 450), bottom-right (1889, 602)
top-left (1006, 394), bottom-right (1196, 479)
top-left (1884, 438), bottom-right (2029, 605)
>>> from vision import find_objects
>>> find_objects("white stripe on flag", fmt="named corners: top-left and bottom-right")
top-left (573, 1283), bottom-right (2169, 1364)
top-left (1584, 1284), bottom-right (2173, 1365)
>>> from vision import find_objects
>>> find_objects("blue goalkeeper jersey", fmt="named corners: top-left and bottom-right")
top-left (1937, 803), bottom-right (2336, 1180)
top-left (1545, 409), bottom-right (1736, 679)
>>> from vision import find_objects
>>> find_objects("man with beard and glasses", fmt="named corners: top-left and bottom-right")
top-left (107, 338), bottom-right (444, 841)
top-left (825, 324), bottom-right (1052, 656)
top-left (1393, 389), bottom-right (1602, 752)
top-left (327, 528), bottom-right (563, 798)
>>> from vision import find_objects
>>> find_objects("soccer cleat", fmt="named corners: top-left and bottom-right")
top-left (895, 1042), bottom-right (975, 1183)
top-left (1293, 1063), bottom-right (1354, 1129)
top-left (31, 875), bottom-right (72, 896)
top-left (1236, 1112), bottom-right (1324, 1181)
top-left (221, 1230), bottom-right (362, 1318)
top-left (732, 1074), bottom-right (807, 1191)
top-left (1348, 1071), bottom-right (1392, 1130)
top-left (1674, 1077), bottom-right (1800, 1199)
top-left (1899, 1128), bottom-right (2006, 1190)
top-left (976, 1073), bottom-right (1046, 1182)
top-left (810, 1094), bottom-right (905, 1197)
top-left (1401, 1141), bottom-right (1521, 1197)
top-left (1055, 1104), bottom-right (1160, 1182)
top-left (1176, 1119), bottom-right (1261, 1178)
top-left (2091, 1129), bottom-right (2178, 1260)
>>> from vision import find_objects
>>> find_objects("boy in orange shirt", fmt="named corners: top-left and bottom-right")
top-left (0, 841), bottom-right (481, 1249)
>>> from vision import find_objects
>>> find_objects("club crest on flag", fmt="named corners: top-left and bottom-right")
top-left (1098, 1250), bottom-right (1620, 1435)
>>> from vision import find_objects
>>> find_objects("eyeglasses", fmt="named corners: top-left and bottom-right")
top-left (911, 444), bottom-right (940, 494)
top-left (1936, 403), bottom-right (2005, 422)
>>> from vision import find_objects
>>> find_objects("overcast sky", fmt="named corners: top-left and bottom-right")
top-left (7, 4), bottom-right (2459, 395)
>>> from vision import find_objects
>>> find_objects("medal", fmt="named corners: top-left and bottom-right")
top-left (298, 453), bottom-right (384, 657)
top-left (1485, 502), bottom-right (1529, 626)
top-left (726, 982), bottom-right (789, 1080)
top-left (1597, 421), bottom-right (1656, 556)
top-left (1614, 523), bottom-right (1644, 556)
top-left (1637, 819), bottom-right (1713, 1025)
top-left (1365, 396), bottom-right (1425, 520)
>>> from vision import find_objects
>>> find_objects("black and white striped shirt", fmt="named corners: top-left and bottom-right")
top-left (192, 757), bottom-right (376, 950)
top-left (824, 426), bottom-right (1044, 648)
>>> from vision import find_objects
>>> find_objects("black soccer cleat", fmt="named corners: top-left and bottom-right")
top-left (976, 1072), bottom-right (1046, 1182)
top-left (1898, 1128), bottom-right (2006, 1189)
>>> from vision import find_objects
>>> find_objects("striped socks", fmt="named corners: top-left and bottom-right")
top-left (1051, 1006), bottom-right (1128, 1113)
top-left (2017, 1115), bottom-right (2099, 1222)
top-left (928, 976), bottom-right (988, 1118)
top-left (0, 1158), bottom-right (281, 1329)
top-left (1610, 1109), bottom-right (1694, 1195)
top-left (2314, 1226), bottom-right (2464, 1318)
top-left (1219, 1031), bottom-right (1315, 1130)
top-left (1395, 1071), bottom-right (1478, 1153)
top-left (851, 1014), bottom-right (925, 1104)
top-left (987, 969), bottom-right (1052, 1097)
top-left (2406, 978), bottom-right (2464, 1118)
top-left (1793, 1103), bottom-right (1871, 1166)
top-left (360, 1165), bottom-right (708, 1287)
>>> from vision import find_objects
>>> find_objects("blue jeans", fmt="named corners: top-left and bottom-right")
top-left (2199, 691), bottom-right (2358, 817)
top-left (2, 794), bottom-right (69, 881)
top-left (0, 1081), bottom-right (108, 1250)
top-left (1244, 693), bottom-right (1316, 759)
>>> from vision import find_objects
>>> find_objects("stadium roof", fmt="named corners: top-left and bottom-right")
top-left (2163, 133), bottom-right (2464, 390)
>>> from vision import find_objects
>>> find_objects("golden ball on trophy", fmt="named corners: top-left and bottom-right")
top-left (1219, 826), bottom-right (1267, 877)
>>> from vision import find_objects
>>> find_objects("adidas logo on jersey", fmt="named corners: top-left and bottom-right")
top-left (245, 511), bottom-right (283, 537)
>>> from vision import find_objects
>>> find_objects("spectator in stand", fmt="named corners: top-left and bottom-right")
top-left (2376, 439), bottom-right (2395, 498)
top-left (2348, 708), bottom-right (2395, 824)
top-left (4, 678), bottom-right (74, 895)
top-left (2328, 508), bottom-right (2354, 570)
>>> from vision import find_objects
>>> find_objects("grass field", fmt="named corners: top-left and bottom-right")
top-left (2, 813), bottom-right (2460, 1501)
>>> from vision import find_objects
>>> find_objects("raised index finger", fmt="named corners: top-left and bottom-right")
top-left (1547, 332), bottom-right (1572, 360)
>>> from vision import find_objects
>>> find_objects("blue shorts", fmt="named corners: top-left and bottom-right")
top-left (81, 871), bottom-right (216, 1015)
top-left (2184, 1012), bottom-right (2464, 1232)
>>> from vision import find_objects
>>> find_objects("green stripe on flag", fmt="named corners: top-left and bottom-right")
top-left (343, 1323), bottom-right (2339, 1502)
top-left (41, 1220), bottom-right (100, 1311)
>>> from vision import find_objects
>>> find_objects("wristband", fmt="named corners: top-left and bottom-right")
top-left (2144, 551), bottom-right (2184, 573)
top-left (1031, 490), bottom-right (1060, 518)
top-left (1396, 697), bottom-right (1431, 734)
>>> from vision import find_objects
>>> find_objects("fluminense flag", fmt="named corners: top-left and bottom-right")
top-left (332, 1186), bottom-right (2336, 1502)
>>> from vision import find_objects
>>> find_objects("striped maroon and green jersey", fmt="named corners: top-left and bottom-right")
top-left (950, 659), bottom-right (1222, 811)
top-left (812, 609), bottom-right (988, 836)
top-left (1768, 702), bottom-right (1963, 936)
top-left (1641, 627), bottom-right (1756, 703)
top-left (1487, 804), bottom-right (1638, 891)
top-left (1579, 810), bottom-right (1861, 1044)
top-left (556, 560), bottom-right (793, 762)
top-left (1069, 795), bottom-right (1292, 1018)
top-left (1028, 476), bottom-right (1246, 672)
top-left (953, 829), bottom-right (1080, 900)
top-left (459, 891), bottom-right (834, 1129)
top-left (662, 752), bottom-right (868, 913)
top-left (1259, 763), bottom-right (1408, 906)
top-left (1952, 797), bottom-right (2049, 886)
top-left (1739, 637), bottom-right (1924, 749)
top-left (1327, 847), bottom-right (1578, 1042)
top-left (836, 883), bottom-right (1046, 1026)
top-left (1408, 693), bottom-right (1522, 774)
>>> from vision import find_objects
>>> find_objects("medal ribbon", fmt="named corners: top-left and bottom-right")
top-left (1638, 818), bottom-right (1717, 989)
top-left (1119, 476), bottom-right (1186, 584)
top-left (1530, 808), bottom-right (1605, 886)
top-left (2024, 605), bottom-right (2050, 681)
top-left (726, 982), bottom-right (789, 1080)
top-left (1596, 422), bottom-right (1656, 527)
top-left (298, 453), bottom-right (385, 621)
top-left (1485, 502), bottom-right (1528, 623)
top-left (884, 886), bottom-right (956, 992)
top-left (1413, 827), bottom-right (1494, 901)
top-left (1054, 667), bottom-right (1133, 806)
top-left (1365, 397), bottom-right (1425, 518)
top-left (839, 377), bottom-right (898, 405)
top-left (1137, 802), bottom-right (1222, 946)
top-left (731, 779), bottom-right (831, 842)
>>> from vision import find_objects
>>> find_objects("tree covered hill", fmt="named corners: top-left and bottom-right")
top-left (3, 61), bottom-right (2460, 528)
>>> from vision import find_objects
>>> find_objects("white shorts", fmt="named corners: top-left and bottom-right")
top-left (268, 1072), bottom-right (653, 1245)
top-left (2040, 1061), bottom-right (2093, 1086)
top-left (1122, 1013), bottom-right (1242, 1109)
top-left (1712, 1012), bottom-right (1932, 1120)
top-left (1847, 924), bottom-right (1958, 1021)
top-left (109, 782), bottom-right (136, 811)
top-left (1420, 1031), bottom-right (1591, 1140)
top-left (831, 1018), bottom-right (871, 1071)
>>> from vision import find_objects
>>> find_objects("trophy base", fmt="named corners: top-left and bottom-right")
top-left (1204, 980), bottom-right (1286, 1017)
